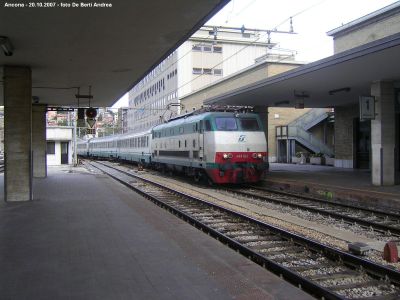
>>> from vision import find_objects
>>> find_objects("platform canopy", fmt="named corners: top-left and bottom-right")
top-left (205, 32), bottom-right (400, 108)
top-left (0, 0), bottom-right (229, 107)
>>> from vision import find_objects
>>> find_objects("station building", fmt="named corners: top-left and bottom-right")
top-left (326, 2), bottom-right (400, 179)
top-left (46, 126), bottom-right (74, 166)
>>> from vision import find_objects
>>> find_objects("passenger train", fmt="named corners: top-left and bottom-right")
top-left (78, 110), bottom-right (268, 184)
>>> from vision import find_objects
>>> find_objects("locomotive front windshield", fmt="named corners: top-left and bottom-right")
top-left (215, 117), bottom-right (238, 131)
top-left (239, 118), bottom-right (260, 131)
top-left (213, 116), bottom-right (261, 131)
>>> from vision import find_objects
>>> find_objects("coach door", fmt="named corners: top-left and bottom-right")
top-left (199, 120), bottom-right (204, 161)
top-left (61, 142), bottom-right (69, 164)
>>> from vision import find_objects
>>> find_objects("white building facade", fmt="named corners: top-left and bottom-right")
top-left (127, 26), bottom-right (274, 133)
top-left (46, 127), bottom-right (74, 165)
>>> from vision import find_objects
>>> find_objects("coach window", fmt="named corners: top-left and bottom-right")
top-left (179, 127), bottom-right (184, 134)
top-left (146, 136), bottom-right (149, 147)
top-left (184, 140), bottom-right (187, 148)
top-left (179, 140), bottom-right (181, 148)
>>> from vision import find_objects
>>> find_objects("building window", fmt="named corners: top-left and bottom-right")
top-left (213, 69), bottom-right (223, 76)
top-left (202, 45), bottom-right (212, 52)
top-left (203, 68), bottom-right (212, 75)
top-left (47, 141), bottom-right (55, 154)
top-left (213, 46), bottom-right (222, 53)
top-left (192, 68), bottom-right (202, 75)
top-left (192, 45), bottom-right (201, 51)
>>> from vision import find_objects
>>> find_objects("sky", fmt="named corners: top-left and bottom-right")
top-left (113, 0), bottom-right (398, 108)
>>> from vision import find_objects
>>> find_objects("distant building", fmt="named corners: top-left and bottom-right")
top-left (47, 110), bottom-right (72, 127)
top-left (95, 108), bottom-right (118, 137)
top-left (117, 107), bottom-right (129, 133)
top-left (127, 25), bottom-right (290, 133)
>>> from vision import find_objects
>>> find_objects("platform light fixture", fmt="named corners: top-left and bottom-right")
top-left (0, 36), bottom-right (13, 56)
top-left (328, 87), bottom-right (351, 95)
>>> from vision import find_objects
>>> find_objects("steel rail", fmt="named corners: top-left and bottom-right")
top-left (230, 187), bottom-right (400, 237)
top-left (247, 185), bottom-right (400, 219)
top-left (88, 160), bottom-right (400, 300)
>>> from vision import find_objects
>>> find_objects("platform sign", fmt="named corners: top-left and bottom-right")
top-left (359, 96), bottom-right (375, 121)
top-left (87, 128), bottom-right (96, 135)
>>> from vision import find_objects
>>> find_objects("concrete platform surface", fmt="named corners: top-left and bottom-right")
top-left (0, 166), bottom-right (312, 300)
top-left (266, 163), bottom-right (400, 210)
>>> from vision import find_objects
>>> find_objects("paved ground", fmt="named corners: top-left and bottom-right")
top-left (266, 163), bottom-right (400, 209)
top-left (0, 166), bottom-right (312, 300)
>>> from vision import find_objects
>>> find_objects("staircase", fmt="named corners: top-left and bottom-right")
top-left (277, 108), bottom-right (334, 158)
top-left (287, 126), bottom-right (334, 156)
top-left (289, 108), bottom-right (331, 131)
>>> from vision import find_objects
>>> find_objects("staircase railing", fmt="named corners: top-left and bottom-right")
top-left (289, 108), bottom-right (329, 131)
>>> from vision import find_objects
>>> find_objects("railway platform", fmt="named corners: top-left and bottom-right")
top-left (265, 163), bottom-right (400, 210)
top-left (0, 166), bottom-right (312, 300)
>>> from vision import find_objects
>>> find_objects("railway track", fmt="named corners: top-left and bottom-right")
top-left (87, 160), bottom-right (400, 300)
top-left (228, 186), bottom-right (400, 237)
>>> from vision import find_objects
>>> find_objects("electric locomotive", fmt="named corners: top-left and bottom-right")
top-left (151, 110), bottom-right (268, 183)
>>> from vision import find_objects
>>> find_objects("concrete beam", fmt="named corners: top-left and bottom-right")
top-left (4, 66), bottom-right (32, 201)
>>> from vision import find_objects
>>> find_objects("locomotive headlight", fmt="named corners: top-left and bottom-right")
top-left (252, 153), bottom-right (257, 158)
top-left (227, 153), bottom-right (233, 159)
top-left (223, 153), bottom-right (228, 159)
top-left (257, 153), bottom-right (263, 159)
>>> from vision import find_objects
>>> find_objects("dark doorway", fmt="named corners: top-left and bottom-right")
top-left (354, 119), bottom-right (371, 169)
top-left (61, 142), bottom-right (69, 164)
top-left (277, 140), bottom-right (287, 163)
